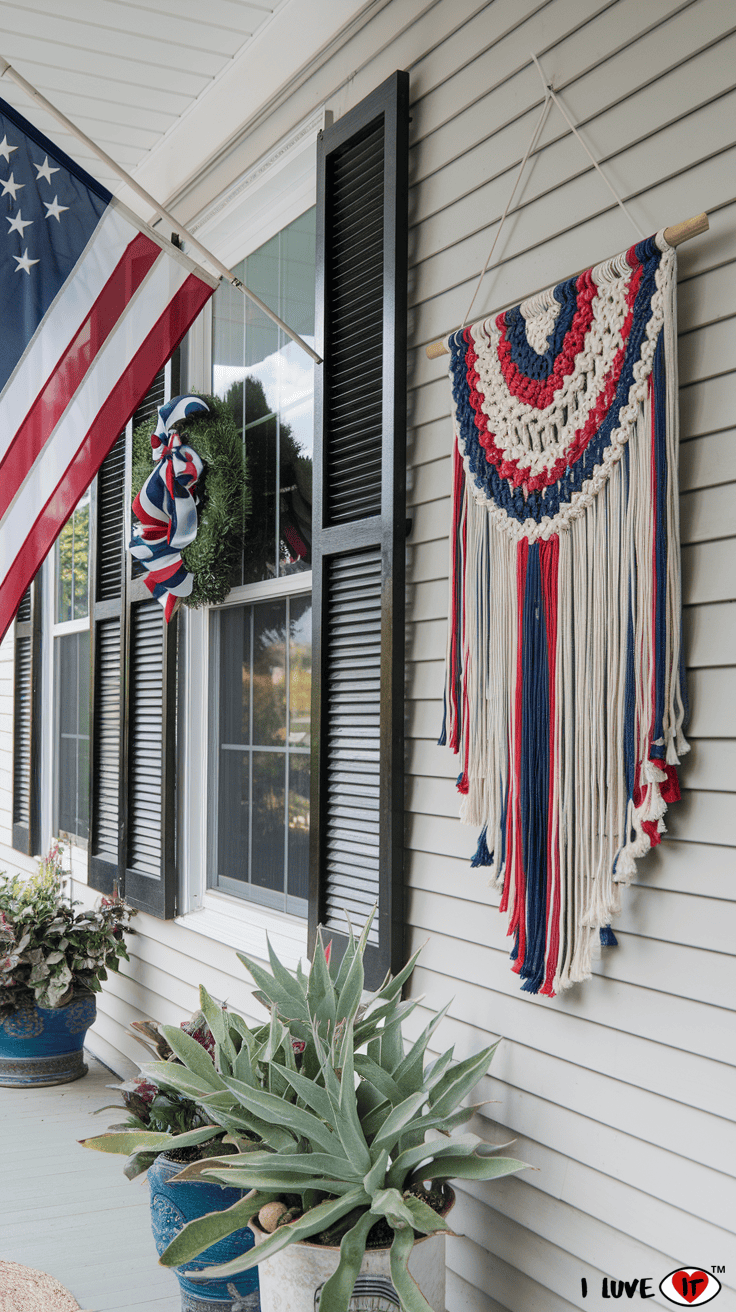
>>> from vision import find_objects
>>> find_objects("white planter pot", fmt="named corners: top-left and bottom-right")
top-left (250, 1192), bottom-right (453, 1312)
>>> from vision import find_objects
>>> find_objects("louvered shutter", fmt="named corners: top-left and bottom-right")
top-left (310, 71), bottom-right (409, 989)
top-left (12, 579), bottom-right (41, 855)
top-left (89, 431), bottom-right (125, 892)
top-left (88, 366), bottom-right (177, 915)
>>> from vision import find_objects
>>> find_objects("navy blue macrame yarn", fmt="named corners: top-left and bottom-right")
top-left (518, 544), bottom-right (550, 994)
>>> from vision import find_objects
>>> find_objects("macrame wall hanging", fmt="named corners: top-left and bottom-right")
top-left (432, 59), bottom-right (707, 996)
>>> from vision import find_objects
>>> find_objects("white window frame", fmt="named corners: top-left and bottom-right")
top-left (44, 488), bottom-right (93, 881)
top-left (175, 109), bottom-right (326, 969)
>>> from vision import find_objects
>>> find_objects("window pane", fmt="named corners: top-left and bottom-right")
top-left (287, 754), bottom-right (310, 903)
top-left (219, 606), bottom-right (251, 745)
top-left (212, 209), bottom-right (315, 585)
top-left (289, 596), bottom-right (311, 745)
top-left (56, 521), bottom-right (74, 624)
top-left (55, 631), bottom-right (90, 840)
top-left (218, 749), bottom-right (249, 884)
top-left (55, 500), bottom-right (90, 623)
top-left (73, 502), bottom-right (90, 619)
top-left (251, 750), bottom-right (285, 894)
top-left (243, 411), bottom-right (278, 584)
top-left (211, 596), bottom-right (310, 913)
top-left (252, 601), bottom-right (286, 747)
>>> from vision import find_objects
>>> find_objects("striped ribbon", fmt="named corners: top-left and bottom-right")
top-left (129, 394), bottom-right (208, 622)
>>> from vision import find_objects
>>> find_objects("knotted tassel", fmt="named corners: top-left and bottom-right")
top-left (129, 394), bottom-right (208, 622)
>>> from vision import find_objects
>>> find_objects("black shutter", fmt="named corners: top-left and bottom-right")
top-left (12, 578), bottom-right (41, 855)
top-left (310, 71), bottom-right (409, 989)
top-left (89, 431), bottom-right (125, 893)
top-left (88, 366), bottom-right (177, 915)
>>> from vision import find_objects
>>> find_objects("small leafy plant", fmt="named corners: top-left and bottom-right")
top-left (82, 997), bottom-right (310, 1177)
top-left (0, 841), bottom-right (135, 1015)
top-left (150, 918), bottom-right (529, 1312)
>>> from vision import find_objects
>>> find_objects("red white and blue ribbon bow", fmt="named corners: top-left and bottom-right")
top-left (129, 394), bottom-right (208, 623)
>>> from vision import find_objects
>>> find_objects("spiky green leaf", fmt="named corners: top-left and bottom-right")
top-left (410, 1154), bottom-right (529, 1185)
top-left (177, 1190), bottom-right (369, 1280)
top-left (158, 1191), bottom-right (281, 1266)
top-left (142, 1061), bottom-right (220, 1102)
top-left (389, 1225), bottom-right (435, 1312)
top-left (370, 1187), bottom-right (415, 1229)
top-left (387, 1133), bottom-right (515, 1189)
top-left (316, 1211), bottom-right (375, 1312)
top-left (391, 1004), bottom-right (452, 1096)
top-left (400, 1194), bottom-right (454, 1235)
top-left (428, 1043), bottom-right (499, 1118)
top-left (160, 1025), bottom-right (227, 1090)
top-left (199, 985), bottom-right (237, 1073)
top-left (80, 1125), bottom-right (220, 1156)
top-left (236, 949), bottom-right (307, 1025)
top-left (354, 1054), bottom-right (404, 1107)
top-left (371, 1090), bottom-right (429, 1155)
top-left (222, 1076), bottom-right (343, 1156)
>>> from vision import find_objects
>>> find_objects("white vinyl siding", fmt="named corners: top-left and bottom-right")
top-left (0, 1), bottom-right (732, 1309)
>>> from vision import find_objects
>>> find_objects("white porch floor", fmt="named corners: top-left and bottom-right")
top-left (0, 1052), bottom-right (181, 1312)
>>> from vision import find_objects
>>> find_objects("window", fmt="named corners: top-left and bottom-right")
top-left (207, 209), bottom-right (316, 912)
top-left (210, 595), bottom-right (312, 914)
top-left (53, 495), bottom-right (91, 843)
top-left (167, 83), bottom-right (407, 971)
top-left (213, 208), bottom-right (316, 585)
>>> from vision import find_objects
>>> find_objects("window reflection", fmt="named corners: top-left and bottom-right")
top-left (55, 631), bottom-right (90, 839)
top-left (212, 596), bottom-right (312, 913)
top-left (55, 498), bottom-right (90, 623)
top-left (212, 208), bottom-right (315, 586)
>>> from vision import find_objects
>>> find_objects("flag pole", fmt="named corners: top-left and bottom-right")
top-left (0, 56), bottom-right (322, 365)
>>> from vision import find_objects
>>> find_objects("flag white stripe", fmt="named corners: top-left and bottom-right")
top-left (0, 253), bottom-right (191, 574)
top-left (0, 206), bottom-right (139, 456)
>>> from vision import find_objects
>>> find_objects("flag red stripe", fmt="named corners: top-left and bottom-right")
top-left (0, 272), bottom-right (213, 642)
top-left (0, 232), bottom-right (160, 519)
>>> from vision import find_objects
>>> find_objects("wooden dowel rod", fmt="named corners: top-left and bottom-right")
top-left (425, 212), bottom-right (709, 359)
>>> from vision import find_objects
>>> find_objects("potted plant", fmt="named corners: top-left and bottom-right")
top-left (0, 841), bottom-right (134, 1087)
top-left (149, 920), bottom-right (529, 1312)
top-left (83, 997), bottom-right (306, 1311)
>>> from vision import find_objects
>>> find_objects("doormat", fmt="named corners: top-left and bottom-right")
top-left (0, 1261), bottom-right (81, 1311)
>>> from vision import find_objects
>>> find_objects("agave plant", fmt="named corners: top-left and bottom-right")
top-left (153, 919), bottom-right (528, 1312)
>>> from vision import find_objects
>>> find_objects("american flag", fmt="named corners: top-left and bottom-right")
top-left (0, 93), bottom-right (218, 643)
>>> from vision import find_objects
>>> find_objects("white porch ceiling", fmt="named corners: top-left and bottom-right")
top-left (0, 0), bottom-right (294, 194)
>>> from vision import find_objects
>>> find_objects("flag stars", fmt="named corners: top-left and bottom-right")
top-left (6, 209), bottom-right (33, 237)
top-left (1, 173), bottom-right (24, 200)
top-left (44, 195), bottom-right (68, 223)
top-left (0, 135), bottom-right (17, 163)
top-left (14, 249), bottom-right (40, 275)
top-left (34, 156), bottom-right (59, 184)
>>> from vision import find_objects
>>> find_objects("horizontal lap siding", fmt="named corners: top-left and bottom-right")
top-left (400, 0), bottom-right (736, 1308)
top-left (0, 3), bottom-right (731, 1311)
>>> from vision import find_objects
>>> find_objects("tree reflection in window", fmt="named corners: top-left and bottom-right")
top-left (223, 376), bottom-right (312, 586)
top-left (55, 497), bottom-right (90, 623)
top-left (214, 595), bottom-right (311, 912)
top-left (212, 207), bottom-right (315, 588)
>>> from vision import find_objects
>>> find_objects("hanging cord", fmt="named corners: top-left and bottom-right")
top-left (462, 90), bottom-right (553, 328)
top-left (531, 52), bottom-right (645, 240)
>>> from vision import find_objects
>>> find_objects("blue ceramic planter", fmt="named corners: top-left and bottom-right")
top-left (149, 1152), bottom-right (260, 1312)
top-left (0, 994), bottom-right (96, 1086)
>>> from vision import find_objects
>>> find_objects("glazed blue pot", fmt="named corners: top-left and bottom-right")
top-left (0, 993), bottom-right (96, 1086)
top-left (149, 1152), bottom-right (260, 1312)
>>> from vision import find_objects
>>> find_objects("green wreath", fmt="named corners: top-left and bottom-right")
top-left (131, 392), bottom-right (249, 608)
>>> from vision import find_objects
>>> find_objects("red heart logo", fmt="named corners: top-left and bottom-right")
top-left (670, 1271), bottom-right (711, 1303)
